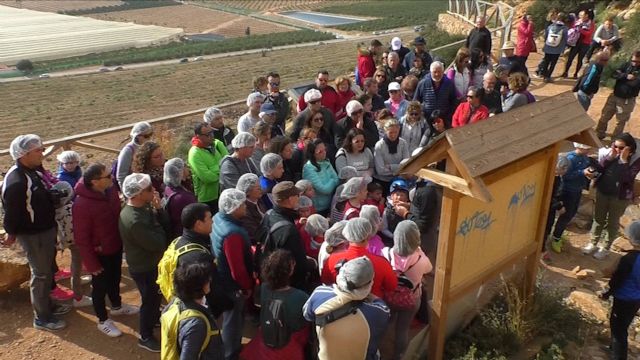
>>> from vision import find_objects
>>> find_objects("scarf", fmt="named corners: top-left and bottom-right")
top-left (384, 135), bottom-right (399, 154)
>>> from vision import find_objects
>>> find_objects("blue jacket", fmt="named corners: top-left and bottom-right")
top-left (610, 251), bottom-right (640, 301)
top-left (561, 151), bottom-right (591, 193)
top-left (210, 213), bottom-right (252, 292)
top-left (302, 160), bottom-right (339, 212)
top-left (57, 165), bottom-right (82, 189)
top-left (413, 74), bottom-right (457, 122)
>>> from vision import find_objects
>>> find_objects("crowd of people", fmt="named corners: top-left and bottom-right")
top-left (2, 7), bottom-right (640, 360)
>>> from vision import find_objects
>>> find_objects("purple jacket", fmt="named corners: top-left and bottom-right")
top-left (164, 185), bottom-right (198, 239)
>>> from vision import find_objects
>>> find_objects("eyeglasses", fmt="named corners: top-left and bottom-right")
top-left (409, 112), bottom-right (420, 116)
top-left (351, 109), bottom-right (364, 116)
top-left (466, 94), bottom-right (475, 99)
top-left (389, 90), bottom-right (399, 93)
top-left (308, 100), bottom-right (321, 105)
top-left (98, 174), bottom-right (112, 180)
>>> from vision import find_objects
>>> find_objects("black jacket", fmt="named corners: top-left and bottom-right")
top-left (265, 91), bottom-right (291, 129)
top-left (482, 89), bottom-right (503, 114)
top-left (289, 107), bottom-right (336, 144)
top-left (605, 250), bottom-right (640, 298)
top-left (258, 206), bottom-right (309, 290)
top-left (613, 62), bottom-right (640, 99)
top-left (212, 126), bottom-right (235, 154)
top-left (176, 229), bottom-right (215, 268)
top-left (575, 62), bottom-right (604, 95)
top-left (334, 115), bottom-right (380, 152)
top-left (2, 163), bottom-right (56, 234)
top-left (403, 50), bottom-right (433, 72)
top-left (466, 27), bottom-right (492, 55)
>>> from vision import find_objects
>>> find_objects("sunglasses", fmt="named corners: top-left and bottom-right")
top-left (466, 95), bottom-right (475, 99)
top-left (389, 90), bottom-right (399, 93)
top-left (614, 145), bottom-right (626, 150)
top-left (351, 109), bottom-right (364, 116)
top-left (270, 82), bottom-right (280, 86)
top-left (409, 112), bottom-right (420, 116)
top-left (308, 100), bottom-right (321, 105)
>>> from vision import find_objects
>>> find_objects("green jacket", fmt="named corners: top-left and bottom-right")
top-left (188, 139), bottom-right (228, 203)
top-left (119, 204), bottom-right (169, 273)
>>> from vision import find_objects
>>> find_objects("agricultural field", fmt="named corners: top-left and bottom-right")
top-left (319, 0), bottom-right (449, 31)
top-left (0, 0), bottom-right (123, 12)
top-left (204, 0), bottom-right (360, 12)
top-left (86, 4), bottom-right (295, 35)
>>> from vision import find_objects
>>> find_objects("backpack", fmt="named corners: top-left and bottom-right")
top-left (384, 251), bottom-right (421, 310)
top-left (315, 300), bottom-right (363, 327)
top-left (342, 206), bottom-right (360, 220)
top-left (545, 26), bottom-right (564, 47)
top-left (254, 211), bottom-right (291, 273)
top-left (160, 298), bottom-right (219, 360)
top-left (157, 238), bottom-right (209, 301)
top-left (566, 27), bottom-right (580, 47)
top-left (261, 292), bottom-right (291, 348)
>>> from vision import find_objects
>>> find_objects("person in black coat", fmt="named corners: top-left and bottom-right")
top-left (335, 99), bottom-right (380, 153)
top-left (465, 16), bottom-right (492, 59)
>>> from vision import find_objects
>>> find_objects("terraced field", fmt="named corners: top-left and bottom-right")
top-left (86, 4), bottom-right (295, 35)
top-left (0, 37), bottom-right (387, 148)
top-left (0, 0), bottom-right (122, 12)
top-left (207, 0), bottom-right (359, 12)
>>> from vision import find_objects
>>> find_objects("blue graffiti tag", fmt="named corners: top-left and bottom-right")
top-left (457, 211), bottom-right (496, 237)
top-left (508, 183), bottom-right (536, 209)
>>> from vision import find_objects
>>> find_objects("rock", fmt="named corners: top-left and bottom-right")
top-left (572, 265), bottom-right (581, 273)
top-left (576, 269), bottom-right (596, 280)
top-left (0, 247), bottom-right (30, 293)
top-left (566, 289), bottom-right (609, 323)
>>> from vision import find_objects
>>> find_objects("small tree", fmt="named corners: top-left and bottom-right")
top-left (16, 59), bottom-right (34, 73)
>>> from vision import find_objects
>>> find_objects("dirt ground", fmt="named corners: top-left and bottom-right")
top-left (0, 0), bottom-right (123, 12)
top-left (1, 33), bottom-right (640, 359)
top-left (85, 4), bottom-right (295, 35)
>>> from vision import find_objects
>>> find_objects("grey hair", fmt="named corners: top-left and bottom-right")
top-left (430, 61), bottom-right (444, 72)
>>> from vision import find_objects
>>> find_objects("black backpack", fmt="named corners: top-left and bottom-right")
top-left (315, 300), bottom-right (363, 327)
top-left (262, 292), bottom-right (291, 348)
top-left (254, 210), bottom-right (290, 274)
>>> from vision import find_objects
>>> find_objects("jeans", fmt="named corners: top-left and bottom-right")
top-left (591, 190), bottom-right (629, 249)
top-left (552, 190), bottom-right (582, 239)
top-left (92, 252), bottom-right (123, 322)
top-left (131, 270), bottom-right (161, 340)
top-left (576, 90), bottom-right (592, 111)
top-left (539, 53), bottom-right (560, 79)
top-left (389, 291), bottom-right (422, 360)
top-left (596, 94), bottom-right (637, 139)
top-left (18, 227), bottom-right (57, 322)
top-left (610, 297), bottom-right (640, 360)
top-left (564, 42), bottom-right (588, 76)
top-left (221, 290), bottom-right (245, 360)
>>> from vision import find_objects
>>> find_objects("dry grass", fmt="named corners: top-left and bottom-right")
top-left (0, 0), bottom-right (123, 12)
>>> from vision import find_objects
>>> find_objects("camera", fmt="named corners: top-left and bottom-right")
top-left (49, 188), bottom-right (69, 207)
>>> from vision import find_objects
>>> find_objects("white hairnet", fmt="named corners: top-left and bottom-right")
top-left (9, 134), bottom-right (42, 161)
top-left (393, 220), bottom-right (421, 257)
top-left (304, 89), bottom-right (322, 103)
top-left (295, 179), bottom-right (313, 193)
top-left (627, 221), bottom-right (640, 246)
top-left (130, 121), bottom-right (152, 138)
top-left (298, 195), bottom-right (313, 209)
top-left (360, 205), bottom-right (382, 235)
top-left (163, 158), bottom-right (185, 187)
top-left (260, 153), bottom-right (283, 176)
top-left (51, 181), bottom-right (74, 205)
top-left (231, 132), bottom-right (256, 149)
top-left (247, 92), bottom-right (265, 107)
top-left (336, 256), bottom-right (374, 298)
top-left (203, 107), bottom-right (223, 124)
top-left (556, 155), bottom-right (570, 173)
top-left (342, 217), bottom-right (373, 243)
top-left (338, 166), bottom-right (358, 180)
top-left (218, 188), bottom-right (246, 215)
top-left (341, 177), bottom-right (370, 199)
top-left (305, 214), bottom-right (329, 237)
top-left (237, 173), bottom-right (260, 194)
top-left (56, 150), bottom-right (80, 164)
top-left (325, 220), bottom-right (348, 247)
top-left (346, 100), bottom-right (364, 117)
top-left (122, 173), bottom-right (152, 198)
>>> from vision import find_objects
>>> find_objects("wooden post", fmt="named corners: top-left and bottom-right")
top-left (428, 158), bottom-right (461, 360)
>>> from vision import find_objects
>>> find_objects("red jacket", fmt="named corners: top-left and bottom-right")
top-left (335, 89), bottom-right (355, 120)
top-left (73, 180), bottom-right (123, 273)
top-left (451, 102), bottom-right (490, 128)
top-left (357, 52), bottom-right (376, 87)
top-left (321, 244), bottom-right (398, 298)
top-left (515, 20), bottom-right (535, 57)
top-left (297, 86), bottom-right (341, 116)
top-left (577, 20), bottom-right (595, 45)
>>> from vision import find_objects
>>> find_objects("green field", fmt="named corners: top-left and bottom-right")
top-left (319, 0), bottom-right (448, 31)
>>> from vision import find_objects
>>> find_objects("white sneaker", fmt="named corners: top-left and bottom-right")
top-left (593, 248), bottom-right (609, 260)
top-left (73, 295), bottom-right (93, 308)
top-left (110, 304), bottom-right (139, 316)
top-left (582, 243), bottom-right (597, 255)
top-left (80, 275), bottom-right (92, 285)
top-left (97, 319), bottom-right (122, 337)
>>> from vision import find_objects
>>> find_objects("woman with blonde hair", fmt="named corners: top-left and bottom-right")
top-left (502, 72), bottom-right (531, 112)
top-left (398, 101), bottom-right (428, 154)
top-left (335, 75), bottom-right (355, 120)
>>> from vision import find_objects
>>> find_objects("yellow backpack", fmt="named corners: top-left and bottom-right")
top-left (157, 237), bottom-right (208, 302)
top-left (160, 298), bottom-right (219, 360)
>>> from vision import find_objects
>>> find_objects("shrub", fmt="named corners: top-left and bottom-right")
top-left (526, 0), bottom-right (584, 32)
top-left (15, 59), bottom-right (34, 73)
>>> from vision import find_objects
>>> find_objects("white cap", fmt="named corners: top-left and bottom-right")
top-left (231, 132), bottom-right (256, 149)
top-left (56, 150), bottom-right (81, 164)
top-left (219, 188), bottom-right (246, 215)
top-left (122, 173), bottom-right (152, 198)
top-left (391, 37), bottom-right (402, 51)
top-left (246, 92), bottom-right (265, 107)
top-left (573, 142), bottom-right (592, 150)
top-left (346, 100), bottom-right (364, 117)
top-left (388, 82), bottom-right (401, 91)
top-left (9, 134), bottom-right (42, 161)
top-left (304, 89), bottom-right (322, 103)
top-left (130, 121), bottom-right (152, 138)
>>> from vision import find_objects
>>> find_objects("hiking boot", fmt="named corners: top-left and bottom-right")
top-left (582, 242), bottom-right (597, 255)
top-left (550, 237), bottom-right (563, 253)
top-left (34, 317), bottom-right (66, 331)
top-left (593, 247), bottom-right (609, 260)
top-left (50, 286), bottom-right (74, 301)
top-left (52, 303), bottom-right (72, 316)
top-left (110, 304), bottom-right (139, 316)
top-left (73, 295), bottom-right (93, 308)
top-left (54, 269), bottom-right (71, 282)
top-left (97, 319), bottom-right (122, 337)
top-left (138, 336), bottom-right (161, 353)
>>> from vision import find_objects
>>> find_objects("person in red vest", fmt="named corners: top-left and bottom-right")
top-left (357, 39), bottom-right (383, 87)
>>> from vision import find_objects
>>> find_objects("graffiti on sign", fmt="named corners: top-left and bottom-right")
top-left (508, 183), bottom-right (536, 209)
top-left (457, 210), bottom-right (496, 237)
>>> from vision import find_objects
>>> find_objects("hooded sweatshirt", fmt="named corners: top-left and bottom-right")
top-left (381, 247), bottom-right (432, 298)
top-left (187, 136), bottom-right (228, 203)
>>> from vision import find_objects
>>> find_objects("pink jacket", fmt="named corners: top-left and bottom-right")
top-left (516, 20), bottom-right (535, 57)
top-left (382, 247), bottom-right (432, 296)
